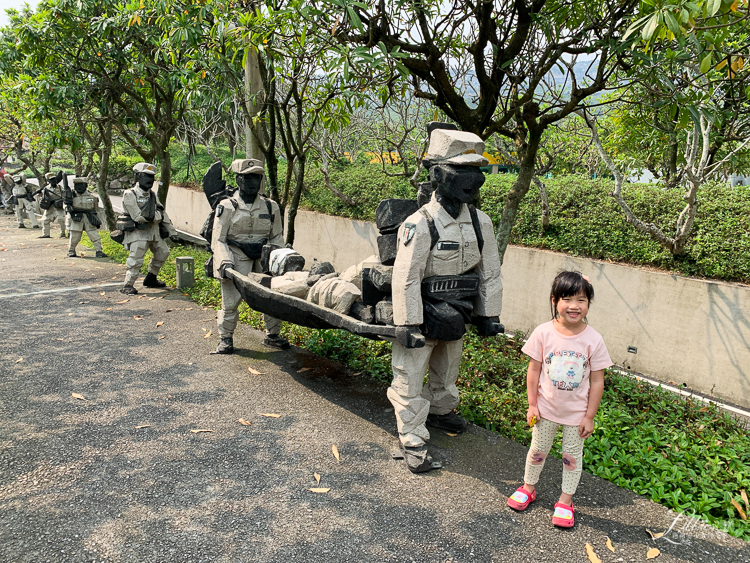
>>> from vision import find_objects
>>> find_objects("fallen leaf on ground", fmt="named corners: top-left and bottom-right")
top-left (446, 432), bottom-right (458, 437)
top-left (99, 292), bottom-right (105, 296)
top-left (54, 338), bottom-right (64, 341)
top-left (699, 406), bottom-right (709, 412)
top-left (79, 301), bottom-right (89, 304)
top-left (188, 362), bottom-right (194, 366)
top-left (156, 321), bottom-right (164, 327)
top-left (645, 529), bottom-right (664, 540)
top-left (203, 330), bottom-right (212, 338)
top-left (111, 276), bottom-right (118, 280)
top-left (148, 297), bottom-right (157, 301)
top-left (135, 424), bottom-right (151, 429)
top-left (585, 543), bottom-right (601, 563)
top-left (731, 498), bottom-right (747, 519)
top-left (332, 445), bottom-right (340, 462)
top-left (298, 367), bottom-right (312, 372)
top-left (646, 548), bottom-right (660, 559)
top-left (259, 413), bottom-right (281, 418)
top-left (606, 537), bottom-right (615, 553)
top-left (202, 327), bottom-right (207, 332)
top-left (157, 335), bottom-right (166, 340)
top-left (308, 487), bottom-right (330, 493)
top-left (238, 418), bottom-right (252, 426)
top-left (202, 318), bottom-right (214, 322)
top-left (106, 307), bottom-right (112, 311)
top-left (742, 489), bottom-right (749, 511)
top-left (71, 392), bottom-right (85, 400)
top-left (133, 315), bottom-right (143, 320)
top-left (190, 429), bottom-right (214, 434)
top-left (115, 299), bottom-right (129, 304)
top-left (185, 307), bottom-right (192, 310)
top-left (248, 367), bottom-right (264, 375)
top-left (68, 313), bottom-right (74, 316)
top-left (165, 308), bottom-right (174, 312)
top-left (15, 357), bottom-right (23, 363)
top-left (314, 472), bottom-right (321, 484)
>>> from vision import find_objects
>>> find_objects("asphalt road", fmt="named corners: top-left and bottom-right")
top-left (0, 211), bottom-right (747, 563)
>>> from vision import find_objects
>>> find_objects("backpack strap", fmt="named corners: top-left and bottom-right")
top-left (262, 196), bottom-right (274, 222)
top-left (419, 208), bottom-right (440, 249)
top-left (468, 204), bottom-right (484, 253)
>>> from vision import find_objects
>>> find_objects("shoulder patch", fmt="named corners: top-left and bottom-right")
top-left (403, 222), bottom-right (417, 246)
top-left (216, 204), bottom-right (224, 217)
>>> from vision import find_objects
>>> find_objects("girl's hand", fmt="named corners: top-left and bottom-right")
top-left (526, 406), bottom-right (540, 427)
top-left (579, 415), bottom-right (595, 438)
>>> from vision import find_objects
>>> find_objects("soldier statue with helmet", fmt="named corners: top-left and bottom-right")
top-left (12, 173), bottom-right (39, 229)
top-left (38, 171), bottom-right (67, 239)
top-left (119, 162), bottom-right (179, 295)
top-left (210, 158), bottom-right (289, 354)
top-left (389, 127), bottom-right (504, 473)
top-left (64, 176), bottom-right (107, 258)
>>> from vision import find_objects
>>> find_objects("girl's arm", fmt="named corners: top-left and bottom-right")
top-left (526, 359), bottom-right (542, 426)
top-left (579, 369), bottom-right (605, 438)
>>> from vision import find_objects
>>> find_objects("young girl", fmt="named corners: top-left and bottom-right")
top-left (506, 271), bottom-right (612, 527)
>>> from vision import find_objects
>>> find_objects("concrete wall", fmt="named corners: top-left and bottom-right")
top-left (164, 186), bottom-right (750, 408)
top-left (165, 186), bottom-right (212, 240)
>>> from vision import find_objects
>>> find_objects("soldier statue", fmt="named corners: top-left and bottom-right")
top-left (389, 128), bottom-right (503, 473)
top-left (38, 171), bottom-right (67, 239)
top-left (120, 162), bottom-right (178, 295)
top-left (64, 177), bottom-right (107, 258)
top-left (12, 173), bottom-right (39, 229)
top-left (211, 158), bottom-right (289, 354)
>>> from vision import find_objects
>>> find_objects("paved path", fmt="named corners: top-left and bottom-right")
top-left (0, 212), bottom-right (747, 563)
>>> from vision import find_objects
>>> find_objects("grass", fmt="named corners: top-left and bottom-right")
top-left (80, 231), bottom-right (750, 540)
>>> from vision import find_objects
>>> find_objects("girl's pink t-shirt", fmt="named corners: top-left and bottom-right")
top-left (522, 321), bottom-right (612, 426)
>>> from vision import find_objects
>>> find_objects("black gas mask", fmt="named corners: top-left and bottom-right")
top-left (74, 182), bottom-right (88, 194)
top-left (136, 172), bottom-right (155, 191)
top-left (237, 173), bottom-right (262, 204)
top-left (430, 164), bottom-right (485, 218)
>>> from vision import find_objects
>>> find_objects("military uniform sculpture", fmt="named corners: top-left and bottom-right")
top-left (12, 174), bottom-right (39, 229)
top-left (211, 158), bottom-right (289, 354)
top-left (0, 169), bottom-right (14, 214)
top-left (38, 171), bottom-right (67, 239)
top-left (390, 129), bottom-right (503, 473)
top-left (65, 177), bottom-right (107, 258)
top-left (120, 162), bottom-right (177, 295)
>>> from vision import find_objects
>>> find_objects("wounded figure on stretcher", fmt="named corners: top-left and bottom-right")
top-left (227, 194), bottom-right (500, 350)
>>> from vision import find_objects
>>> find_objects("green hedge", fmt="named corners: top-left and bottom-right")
top-left (298, 166), bottom-right (750, 284)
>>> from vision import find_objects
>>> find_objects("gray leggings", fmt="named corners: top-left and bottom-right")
top-left (524, 417), bottom-right (586, 495)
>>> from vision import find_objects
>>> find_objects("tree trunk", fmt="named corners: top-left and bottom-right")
top-left (96, 122), bottom-right (117, 230)
top-left (285, 155), bottom-right (305, 246)
top-left (74, 149), bottom-right (83, 176)
top-left (157, 146), bottom-right (171, 205)
top-left (494, 132), bottom-right (542, 263)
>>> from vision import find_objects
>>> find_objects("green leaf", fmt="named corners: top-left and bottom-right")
top-left (347, 6), bottom-right (363, 33)
top-left (664, 12), bottom-right (680, 37)
top-left (700, 52), bottom-right (712, 74)
top-left (706, 0), bottom-right (722, 16)
top-left (641, 13), bottom-right (660, 42)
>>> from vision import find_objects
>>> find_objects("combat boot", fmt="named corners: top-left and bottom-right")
top-left (212, 337), bottom-right (234, 355)
top-left (18, 224), bottom-right (25, 228)
top-left (38, 234), bottom-right (51, 239)
top-left (400, 444), bottom-right (441, 474)
top-left (263, 333), bottom-right (290, 350)
top-left (95, 251), bottom-right (108, 258)
top-left (120, 285), bottom-right (138, 295)
top-left (67, 250), bottom-right (78, 258)
top-left (143, 272), bottom-right (166, 288)
top-left (59, 232), bottom-right (67, 238)
top-left (32, 225), bottom-right (40, 229)
top-left (426, 411), bottom-right (468, 433)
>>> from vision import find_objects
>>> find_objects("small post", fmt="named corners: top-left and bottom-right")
top-left (175, 256), bottom-right (195, 289)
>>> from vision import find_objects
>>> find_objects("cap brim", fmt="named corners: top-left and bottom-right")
top-left (431, 154), bottom-right (489, 167)
top-left (237, 166), bottom-right (264, 175)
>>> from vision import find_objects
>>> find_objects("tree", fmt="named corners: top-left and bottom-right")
top-left (315, 0), bottom-right (640, 261)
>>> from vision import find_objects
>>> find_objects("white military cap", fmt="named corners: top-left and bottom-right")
top-left (133, 162), bottom-right (158, 175)
top-left (425, 129), bottom-right (489, 167)
top-left (230, 158), bottom-right (264, 175)
top-left (44, 172), bottom-right (56, 180)
top-left (72, 177), bottom-right (88, 185)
